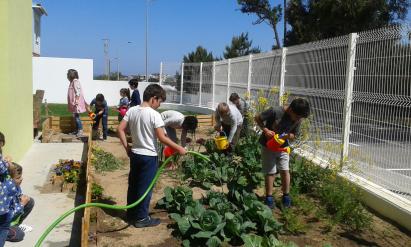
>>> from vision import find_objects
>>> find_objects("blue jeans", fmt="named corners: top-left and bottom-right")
top-left (93, 113), bottom-right (108, 139)
top-left (126, 153), bottom-right (158, 221)
top-left (0, 214), bottom-right (10, 247)
top-left (73, 113), bottom-right (83, 131)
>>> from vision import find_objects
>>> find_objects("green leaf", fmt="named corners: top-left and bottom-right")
top-left (173, 216), bottom-right (190, 235)
top-left (164, 187), bottom-right (173, 201)
top-left (241, 234), bottom-right (263, 247)
top-left (237, 176), bottom-right (248, 186)
top-left (191, 230), bottom-right (214, 239)
top-left (182, 239), bottom-right (190, 247)
top-left (206, 236), bottom-right (222, 247)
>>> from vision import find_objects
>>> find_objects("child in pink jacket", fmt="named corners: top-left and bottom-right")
top-left (67, 69), bottom-right (88, 137)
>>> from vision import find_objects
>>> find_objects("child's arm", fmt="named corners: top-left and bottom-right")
top-left (155, 128), bottom-right (186, 155)
top-left (118, 120), bottom-right (131, 156)
top-left (214, 112), bottom-right (222, 131)
top-left (254, 113), bottom-right (275, 139)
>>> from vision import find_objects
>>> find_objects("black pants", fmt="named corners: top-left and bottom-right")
top-left (6, 197), bottom-right (35, 243)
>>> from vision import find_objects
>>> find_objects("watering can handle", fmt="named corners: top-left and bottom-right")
top-left (218, 131), bottom-right (227, 137)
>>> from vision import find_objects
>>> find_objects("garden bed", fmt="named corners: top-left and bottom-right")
top-left (85, 131), bottom-right (410, 247)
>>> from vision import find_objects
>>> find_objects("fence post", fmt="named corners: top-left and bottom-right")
top-left (247, 54), bottom-right (253, 102)
top-left (341, 32), bottom-right (358, 166)
top-left (212, 61), bottom-right (216, 109)
top-left (159, 62), bottom-right (163, 85)
top-left (180, 63), bottom-right (184, 104)
top-left (226, 59), bottom-right (231, 103)
top-left (279, 48), bottom-right (287, 106)
top-left (199, 62), bottom-right (203, 106)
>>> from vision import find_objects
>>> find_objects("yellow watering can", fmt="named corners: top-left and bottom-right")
top-left (214, 131), bottom-right (229, 150)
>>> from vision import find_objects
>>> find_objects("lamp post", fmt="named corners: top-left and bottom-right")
top-left (145, 0), bottom-right (149, 82)
top-left (102, 38), bottom-right (110, 80)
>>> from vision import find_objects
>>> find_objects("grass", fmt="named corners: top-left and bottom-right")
top-left (41, 103), bottom-right (200, 118)
top-left (41, 103), bottom-right (118, 117)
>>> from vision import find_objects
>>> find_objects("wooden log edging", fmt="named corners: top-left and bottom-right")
top-left (81, 125), bottom-right (93, 247)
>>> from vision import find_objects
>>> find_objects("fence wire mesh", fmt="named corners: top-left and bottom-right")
top-left (160, 24), bottom-right (411, 200)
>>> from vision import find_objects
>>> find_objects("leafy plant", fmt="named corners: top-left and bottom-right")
top-left (290, 157), bottom-right (372, 230)
top-left (91, 146), bottom-right (124, 173)
top-left (91, 183), bottom-right (104, 200)
top-left (170, 202), bottom-right (226, 247)
top-left (241, 234), bottom-right (298, 247)
top-left (156, 186), bottom-right (195, 214)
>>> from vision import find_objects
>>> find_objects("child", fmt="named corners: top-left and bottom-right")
top-left (6, 163), bottom-right (34, 243)
top-left (117, 88), bottom-right (130, 122)
top-left (67, 69), bottom-right (88, 137)
top-left (214, 102), bottom-right (243, 146)
top-left (229, 93), bottom-right (249, 136)
top-left (161, 110), bottom-right (198, 147)
top-left (254, 98), bottom-right (310, 208)
top-left (90, 94), bottom-right (109, 140)
top-left (0, 133), bottom-right (24, 247)
top-left (128, 79), bottom-right (141, 107)
top-left (117, 84), bottom-right (186, 228)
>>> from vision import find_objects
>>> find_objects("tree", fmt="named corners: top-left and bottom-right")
top-left (285, 0), bottom-right (410, 46)
top-left (238, 0), bottom-right (283, 49)
top-left (223, 32), bottom-right (261, 59)
top-left (183, 46), bottom-right (215, 63)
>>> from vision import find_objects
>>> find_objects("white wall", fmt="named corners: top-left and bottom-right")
top-left (32, 57), bottom-right (148, 106)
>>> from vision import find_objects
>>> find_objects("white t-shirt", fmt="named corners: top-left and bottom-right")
top-left (123, 106), bottom-right (165, 156)
top-left (161, 110), bottom-right (185, 128)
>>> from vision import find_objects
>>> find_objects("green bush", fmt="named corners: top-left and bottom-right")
top-left (91, 146), bottom-right (124, 173)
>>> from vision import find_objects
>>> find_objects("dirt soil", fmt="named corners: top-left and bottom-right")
top-left (91, 133), bottom-right (410, 247)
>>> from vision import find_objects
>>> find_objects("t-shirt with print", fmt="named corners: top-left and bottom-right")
top-left (258, 106), bottom-right (301, 147)
top-left (123, 106), bottom-right (165, 156)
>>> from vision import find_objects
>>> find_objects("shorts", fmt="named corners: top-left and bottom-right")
top-left (261, 146), bottom-right (290, 174)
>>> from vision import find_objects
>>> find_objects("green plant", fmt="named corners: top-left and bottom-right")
top-left (91, 146), bottom-right (124, 173)
top-left (290, 157), bottom-right (372, 230)
top-left (241, 234), bottom-right (298, 247)
top-left (280, 208), bottom-right (307, 234)
top-left (91, 183), bottom-right (104, 200)
top-left (170, 202), bottom-right (226, 247)
top-left (156, 186), bottom-right (195, 214)
top-left (53, 159), bottom-right (82, 183)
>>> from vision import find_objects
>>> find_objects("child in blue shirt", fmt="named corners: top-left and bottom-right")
top-left (90, 94), bottom-right (109, 140)
top-left (118, 84), bottom-right (186, 228)
top-left (6, 163), bottom-right (34, 243)
top-left (128, 79), bottom-right (141, 107)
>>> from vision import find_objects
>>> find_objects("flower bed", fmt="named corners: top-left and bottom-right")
top-left (52, 159), bottom-right (83, 192)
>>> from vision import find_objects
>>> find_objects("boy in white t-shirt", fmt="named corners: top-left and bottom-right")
top-left (117, 84), bottom-right (186, 228)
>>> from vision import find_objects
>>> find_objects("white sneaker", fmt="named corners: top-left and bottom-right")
top-left (76, 130), bottom-right (84, 137)
top-left (18, 224), bottom-right (33, 233)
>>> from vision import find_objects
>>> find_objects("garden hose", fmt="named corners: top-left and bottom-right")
top-left (35, 151), bottom-right (210, 247)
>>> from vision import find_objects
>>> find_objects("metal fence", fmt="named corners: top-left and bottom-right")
top-left (160, 25), bottom-right (411, 201)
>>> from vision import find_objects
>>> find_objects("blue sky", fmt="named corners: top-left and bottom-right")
top-left (37, 0), bottom-right (410, 76)
top-left (37, 0), bottom-right (284, 76)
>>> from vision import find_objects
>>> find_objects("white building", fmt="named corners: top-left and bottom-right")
top-left (32, 3), bottom-right (47, 57)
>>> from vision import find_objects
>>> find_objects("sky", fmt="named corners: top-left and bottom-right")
top-left (37, 0), bottom-right (285, 76)
top-left (36, 0), bottom-right (411, 76)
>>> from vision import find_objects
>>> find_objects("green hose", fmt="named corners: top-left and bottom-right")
top-left (35, 151), bottom-right (210, 247)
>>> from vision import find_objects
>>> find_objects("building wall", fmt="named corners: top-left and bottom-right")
top-left (0, 0), bottom-right (33, 161)
top-left (33, 57), bottom-right (148, 106)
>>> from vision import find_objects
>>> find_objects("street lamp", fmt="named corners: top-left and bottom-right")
top-left (145, 0), bottom-right (149, 82)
